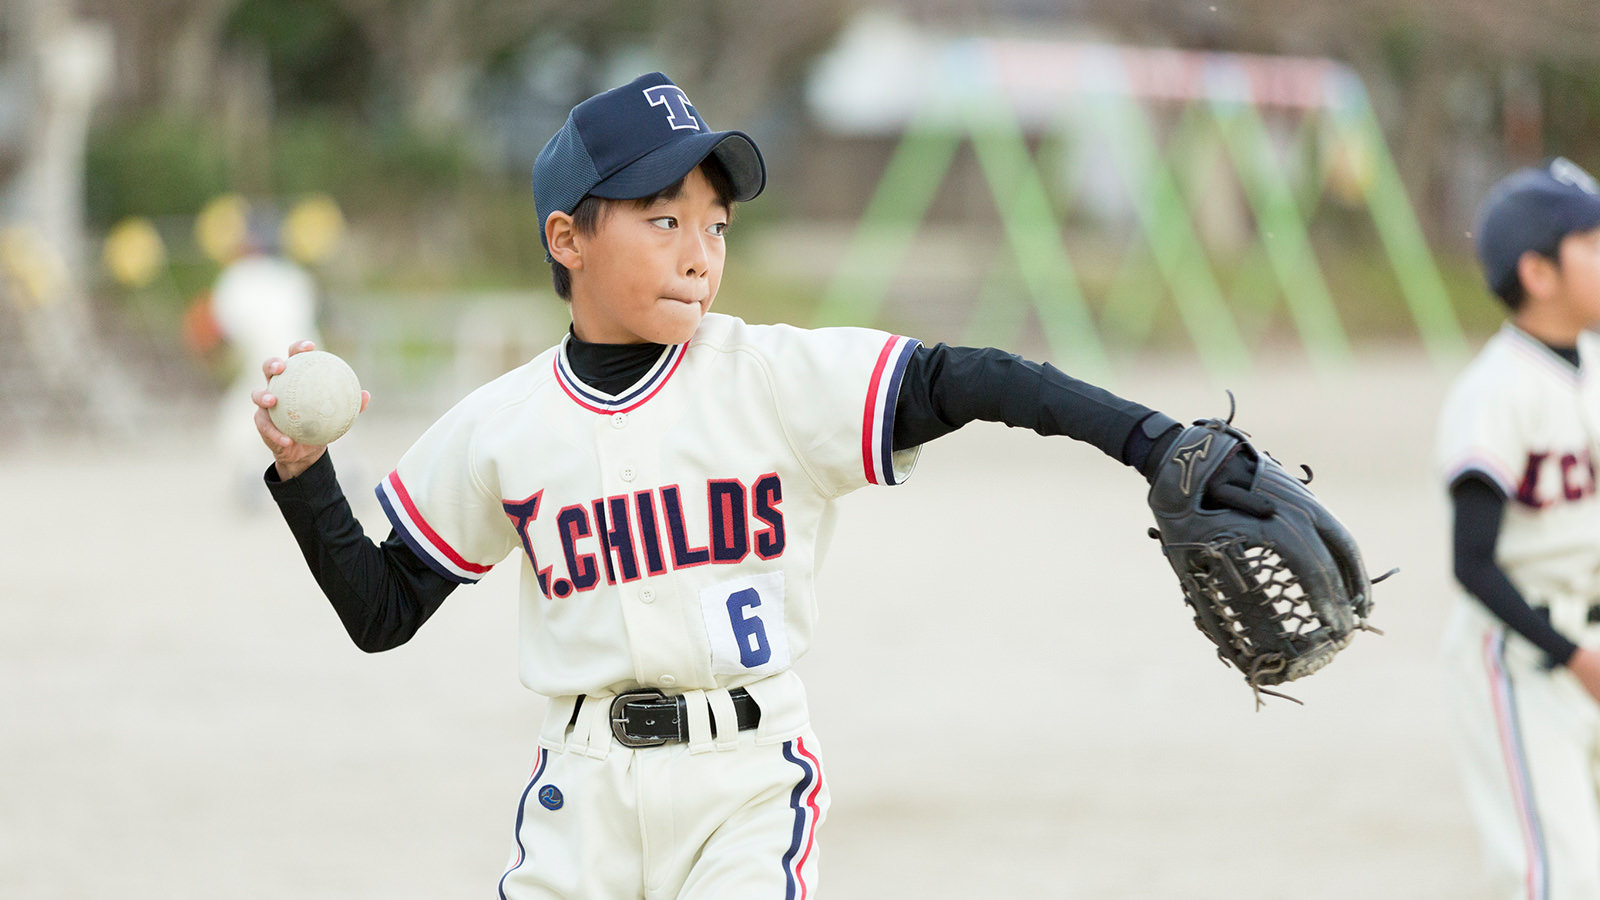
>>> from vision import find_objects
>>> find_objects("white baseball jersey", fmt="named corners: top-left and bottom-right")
top-left (1436, 324), bottom-right (1600, 610)
top-left (375, 313), bottom-right (921, 699)
top-left (1437, 323), bottom-right (1600, 900)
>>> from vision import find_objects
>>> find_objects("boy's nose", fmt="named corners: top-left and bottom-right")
top-left (680, 232), bottom-right (710, 277)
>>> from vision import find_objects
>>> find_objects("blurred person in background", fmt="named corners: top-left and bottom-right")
top-left (1439, 157), bottom-right (1600, 900)
top-left (210, 220), bottom-right (322, 509)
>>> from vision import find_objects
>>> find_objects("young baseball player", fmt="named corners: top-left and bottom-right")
top-left (253, 73), bottom-right (1267, 898)
top-left (1439, 157), bottom-right (1600, 900)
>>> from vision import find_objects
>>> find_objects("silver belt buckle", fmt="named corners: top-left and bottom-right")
top-left (610, 688), bottom-right (672, 748)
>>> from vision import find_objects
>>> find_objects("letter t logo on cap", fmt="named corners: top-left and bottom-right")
top-left (642, 85), bottom-right (700, 131)
top-left (1551, 157), bottom-right (1599, 194)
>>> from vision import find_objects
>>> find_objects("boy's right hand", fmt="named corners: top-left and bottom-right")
top-left (253, 340), bottom-right (370, 481)
top-left (1569, 647), bottom-right (1600, 707)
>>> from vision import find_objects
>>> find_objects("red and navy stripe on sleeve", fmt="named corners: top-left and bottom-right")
top-left (861, 335), bottom-right (920, 486)
top-left (376, 470), bottom-right (493, 584)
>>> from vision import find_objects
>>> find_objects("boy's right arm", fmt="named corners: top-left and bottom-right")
top-left (265, 454), bottom-right (458, 651)
top-left (254, 343), bottom-right (458, 651)
top-left (1451, 473), bottom-right (1600, 703)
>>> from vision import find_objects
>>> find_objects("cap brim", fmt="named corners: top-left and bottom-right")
top-left (588, 130), bottom-right (765, 204)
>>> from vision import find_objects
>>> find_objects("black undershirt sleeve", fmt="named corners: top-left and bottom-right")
top-left (1451, 471), bottom-right (1579, 667)
top-left (892, 343), bottom-right (1180, 473)
top-left (266, 452), bottom-right (458, 652)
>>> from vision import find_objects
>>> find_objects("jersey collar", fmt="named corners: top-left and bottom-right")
top-left (554, 335), bottom-right (686, 414)
top-left (1500, 323), bottom-right (1584, 382)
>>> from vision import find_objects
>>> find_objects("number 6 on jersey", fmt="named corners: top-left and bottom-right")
top-left (726, 588), bottom-right (772, 667)
top-left (701, 572), bottom-right (790, 675)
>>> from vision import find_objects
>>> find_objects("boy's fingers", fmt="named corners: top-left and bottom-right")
top-left (254, 406), bottom-right (293, 448)
top-left (359, 390), bottom-right (370, 413)
top-left (262, 357), bottom-right (284, 379)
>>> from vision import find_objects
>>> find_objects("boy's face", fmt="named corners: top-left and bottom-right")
top-left (566, 167), bottom-right (729, 345)
top-left (1552, 226), bottom-right (1600, 327)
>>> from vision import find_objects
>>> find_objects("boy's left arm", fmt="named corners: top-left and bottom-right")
top-left (895, 342), bottom-right (1384, 698)
top-left (892, 343), bottom-right (1183, 479)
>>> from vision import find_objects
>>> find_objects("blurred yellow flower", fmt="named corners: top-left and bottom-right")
top-left (195, 193), bottom-right (250, 263)
top-left (0, 227), bottom-right (67, 308)
top-left (1322, 131), bottom-right (1376, 208)
top-left (282, 193), bottom-right (346, 264)
top-left (103, 216), bottom-right (167, 288)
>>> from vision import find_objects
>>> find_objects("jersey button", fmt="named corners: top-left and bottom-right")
top-left (621, 465), bottom-right (636, 482)
top-left (659, 675), bottom-right (677, 687)
top-left (639, 588), bottom-right (655, 604)
top-left (611, 412), bottom-right (628, 429)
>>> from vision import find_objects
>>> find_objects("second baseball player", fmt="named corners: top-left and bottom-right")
top-left (1440, 157), bottom-right (1600, 899)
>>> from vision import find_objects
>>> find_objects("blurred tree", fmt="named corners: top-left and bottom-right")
top-left (1070, 0), bottom-right (1600, 236)
top-left (332, 0), bottom-right (575, 131)
top-left (1, 0), bottom-right (133, 434)
top-left (224, 0), bottom-right (373, 111)
top-left (78, 0), bottom-right (243, 112)
top-left (166, 0), bottom-right (243, 114)
top-left (644, 0), bottom-right (856, 125)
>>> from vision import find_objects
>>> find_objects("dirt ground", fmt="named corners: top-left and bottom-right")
top-left (2, 348), bottom-right (1489, 899)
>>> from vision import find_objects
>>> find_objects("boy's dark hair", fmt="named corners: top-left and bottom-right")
top-left (550, 155), bottom-right (739, 301)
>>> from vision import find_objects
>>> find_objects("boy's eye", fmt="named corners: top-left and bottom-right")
top-left (649, 217), bottom-right (677, 229)
top-left (709, 222), bottom-right (728, 236)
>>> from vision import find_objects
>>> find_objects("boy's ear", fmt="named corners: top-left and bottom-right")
top-left (546, 211), bottom-right (582, 270)
top-left (1517, 249), bottom-right (1558, 301)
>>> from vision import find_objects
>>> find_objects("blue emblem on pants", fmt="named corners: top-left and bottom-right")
top-left (538, 784), bottom-right (564, 810)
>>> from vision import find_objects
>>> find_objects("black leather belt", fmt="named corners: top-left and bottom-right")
top-left (604, 688), bottom-right (761, 748)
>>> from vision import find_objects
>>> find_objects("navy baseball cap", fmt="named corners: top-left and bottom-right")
top-left (1475, 157), bottom-right (1600, 297)
top-left (532, 72), bottom-right (766, 255)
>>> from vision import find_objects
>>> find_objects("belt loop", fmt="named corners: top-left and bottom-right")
top-left (682, 690), bottom-right (715, 754)
top-left (579, 694), bottom-right (614, 759)
top-left (746, 669), bottom-right (809, 744)
top-left (707, 689), bottom-right (740, 751)
top-left (540, 695), bottom-right (580, 751)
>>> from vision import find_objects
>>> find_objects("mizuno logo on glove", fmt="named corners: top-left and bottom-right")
top-left (1172, 433), bottom-right (1213, 496)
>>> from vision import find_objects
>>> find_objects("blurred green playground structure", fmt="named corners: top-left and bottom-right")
top-left (807, 30), bottom-right (1470, 377)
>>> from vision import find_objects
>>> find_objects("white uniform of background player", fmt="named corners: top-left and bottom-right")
top-left (1439, 158), bottom-right (1600, 900)
top-left (380, 313), bottom-right (918, 897)
top-left (213, 250), bottom-right (321, 504)
top-left (1440, 326), bottom-right (1600, 897)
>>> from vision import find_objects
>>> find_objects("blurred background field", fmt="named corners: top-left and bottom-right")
top-left (3, 0), bottom-right (1598, 896)
top-left (11, 0), bottom-right (1599, 426)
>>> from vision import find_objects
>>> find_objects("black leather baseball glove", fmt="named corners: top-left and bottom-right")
top-left (1146, 407), bottom-right (1391, 705)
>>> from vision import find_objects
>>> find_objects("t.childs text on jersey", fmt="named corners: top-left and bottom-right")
top-left (502, 474), bottom-right (786, 599)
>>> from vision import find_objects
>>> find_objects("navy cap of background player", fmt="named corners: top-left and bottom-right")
top-left (531, 72), bottom-right (766, 257)
top-left (1475, 157), bottom-right (1600, 298)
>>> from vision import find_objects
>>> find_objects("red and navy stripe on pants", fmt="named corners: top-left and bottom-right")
top-left (781, 737), bottom-right (825, 899)
top-left (498, 748), bottom-right (550, 900)
top-left (1483, 630), bottom-right (1549, 900)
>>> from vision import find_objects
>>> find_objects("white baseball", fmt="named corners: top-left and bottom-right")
top-left (267, 350), bottom-right (363, 445)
